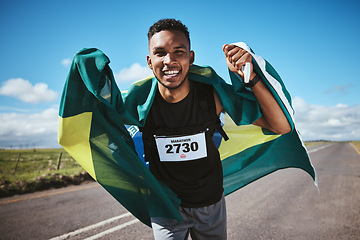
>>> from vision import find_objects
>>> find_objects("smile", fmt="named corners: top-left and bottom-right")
top-left (163, 70), bottom-right (180, 77)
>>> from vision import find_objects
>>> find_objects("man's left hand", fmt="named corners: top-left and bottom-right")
top-left (223, 44), bottom-right (256, 80)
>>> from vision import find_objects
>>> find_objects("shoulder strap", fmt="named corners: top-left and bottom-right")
top-left (196, 82), bottom-right (229, 141)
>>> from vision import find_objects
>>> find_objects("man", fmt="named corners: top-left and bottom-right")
top-left (143, 19), bottom-right (290, 240)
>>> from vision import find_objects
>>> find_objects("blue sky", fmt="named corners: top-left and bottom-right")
top-left (0, 0), bottom-right (359, 148)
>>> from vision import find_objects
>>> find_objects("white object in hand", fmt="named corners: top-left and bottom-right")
top-left (241, 62), bottom-right (251, 83)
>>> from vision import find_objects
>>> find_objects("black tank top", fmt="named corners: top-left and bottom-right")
top-left (143, 81), bottom-right (224, 207)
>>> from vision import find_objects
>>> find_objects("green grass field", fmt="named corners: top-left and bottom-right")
top-left (0, 148), bottom-right (88, 197)
top-left (351, 141), bottom-right (360, 150)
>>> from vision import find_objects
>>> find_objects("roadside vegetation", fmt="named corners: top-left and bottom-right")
top-left (304, 140), bottom-right (360, 152)
top-left (0, 148), bottom-right (91, 198)
top-left (351, 141), bottom-right (360, 151)
top-left (304, 141), bottom-right (331, 147)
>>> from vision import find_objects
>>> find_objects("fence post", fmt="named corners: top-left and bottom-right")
top-left (57, 152), bottom-right (62, 170)
top-left (13, 153), bottom-right (21, 175)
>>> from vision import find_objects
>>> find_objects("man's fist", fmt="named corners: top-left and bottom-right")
top-left (223, 44), bottom-right (256, 80)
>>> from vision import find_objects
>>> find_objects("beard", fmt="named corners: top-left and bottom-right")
top-left (155, 71), bottom-right (189, 90)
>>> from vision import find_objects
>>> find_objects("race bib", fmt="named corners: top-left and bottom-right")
top-left (155, 132), bottom-right (207, 162)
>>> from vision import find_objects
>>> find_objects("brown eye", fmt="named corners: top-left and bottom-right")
top-left (174, 50), bottom-right (184, 55)
top-left (155, 51), bottom-right (166, 56)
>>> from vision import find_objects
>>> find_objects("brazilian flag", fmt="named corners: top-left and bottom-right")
top-left (58, 44), bottom-right (316, 227)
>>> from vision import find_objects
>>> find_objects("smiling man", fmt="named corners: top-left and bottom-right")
top-left (142, 19), bottom-right (290, 240)
top-left (147, 24), bottom-right (194, 102)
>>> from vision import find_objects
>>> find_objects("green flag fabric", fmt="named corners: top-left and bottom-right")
top-left (58, 44), bottom-right (316, 227)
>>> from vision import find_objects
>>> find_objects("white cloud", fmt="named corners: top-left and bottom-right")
top-left (114, 63), bottom-right (153, 83)
top-left (0, 108), bottom-right (59, 148)
top-left (292, 96), bottom-right (360, 141)
top-left (61, 58), bottom-right (72, 67)
top-left (0, 78), bottom-right (58, 103)
top-left (324, 84), bottom-right (353, 95)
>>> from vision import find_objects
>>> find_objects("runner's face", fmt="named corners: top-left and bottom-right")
top-left (147, 30), bottom-right (194, 90)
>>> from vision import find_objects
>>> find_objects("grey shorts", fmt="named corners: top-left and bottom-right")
top-left (151, 195), bottom-right (227, 240)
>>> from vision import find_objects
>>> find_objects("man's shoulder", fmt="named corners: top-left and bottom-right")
top-left (189, 65), bottom-right (224, 87)
top-left (189, 65), bottom-right (216, 78)
top-left (129, 76), bottom-right (154, 89)
top-left (122, 76), bottom-right (155, 96)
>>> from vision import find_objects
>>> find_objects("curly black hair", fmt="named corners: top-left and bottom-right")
top-left (147, 19), bottom-right (190, 47)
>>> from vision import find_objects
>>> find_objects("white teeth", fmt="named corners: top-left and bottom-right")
top-left (164, 70), bottom-right (179, 75)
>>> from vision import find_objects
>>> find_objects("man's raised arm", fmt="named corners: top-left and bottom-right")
top-left (222, 44), bottom-right (291, 134)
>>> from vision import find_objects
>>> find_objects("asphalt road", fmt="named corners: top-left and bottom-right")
top-left (1, 142), bottom-right (359, 239)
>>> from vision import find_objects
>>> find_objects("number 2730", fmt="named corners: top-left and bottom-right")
top-left (164, 142), bottom-right (199, 154)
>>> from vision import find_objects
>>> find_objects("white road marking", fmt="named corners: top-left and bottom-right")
top-left (308, 143), bottom-right (335, 153)
top-left (49, 212), bottom-right (134, 240)
top-left (83, 219), bottom-right (139, 240)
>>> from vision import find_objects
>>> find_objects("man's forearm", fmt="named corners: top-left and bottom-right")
top-left (250, 76), bottom-right (291, 134)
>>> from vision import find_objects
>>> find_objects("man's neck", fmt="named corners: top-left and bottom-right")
top-left (158, 80), bottom-right (190, 103)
